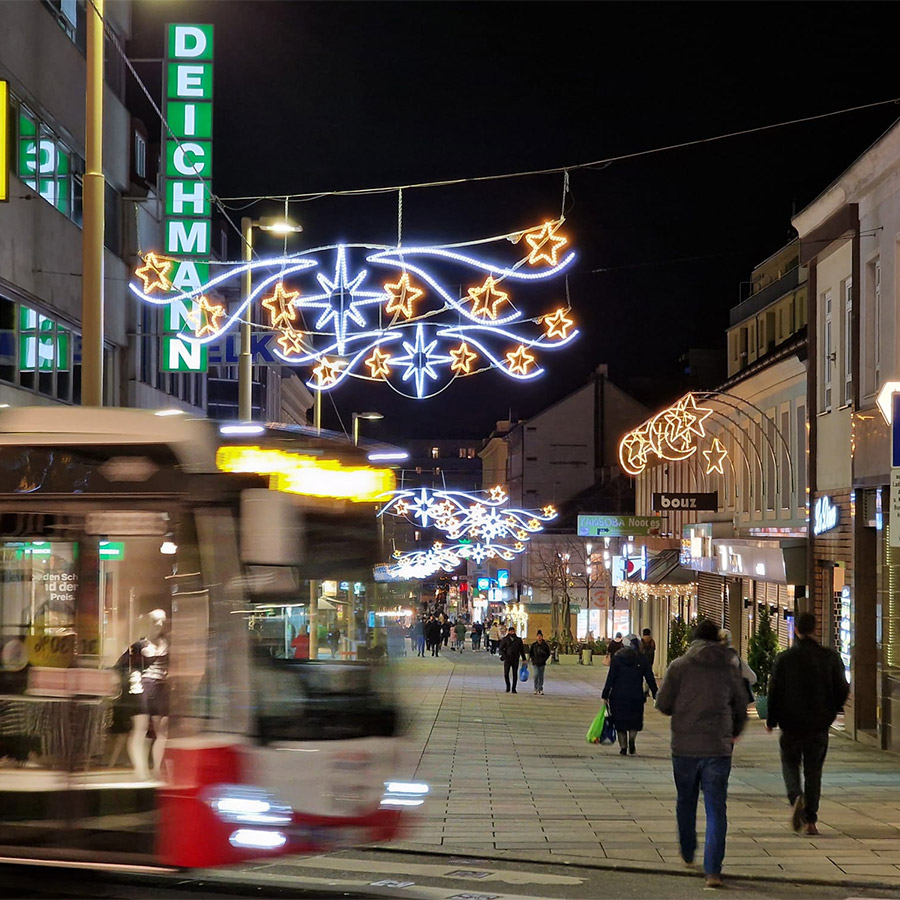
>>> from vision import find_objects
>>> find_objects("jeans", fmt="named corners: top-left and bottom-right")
top-left (672, 755), bottom-right (732, 876)
top-left (503, 660), bottom-right (520, 691)
top-left (617, 730), bottom-right (637, 748)
top-left (779, 729), bottom-right (829, 824)
top-left (533, 664), bottom-right (545, 692)
top-left (416, 637), bottom-right (425, 656)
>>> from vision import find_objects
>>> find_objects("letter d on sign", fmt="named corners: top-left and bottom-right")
top-left (174, 25), bottom-right (208, 58)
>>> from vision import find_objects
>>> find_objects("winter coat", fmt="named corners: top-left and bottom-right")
top-left (498, 633), bottom-right (526, 663)
top-left (656, 639), bottom-right (748, 757)
top-left (639, 637), bottom-right (656, 667)
top-left (441, 621), bottom-right (451, 639)
top-left (601, 647), bottom-right (658, 732)
top-left (607, 639), bottom-right (624, 658)
top-left (529, 640), bottom-right (551, 667)
top-left (454, 623), bottom-right (467, 640)
top-left (425, 620), bottom-right (442, 643)
top-left (767, 637), bottom-right (849, 733)
top-left (488, 624), bottom-right (501, 642)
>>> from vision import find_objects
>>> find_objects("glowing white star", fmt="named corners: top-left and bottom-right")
top-left (393, 324), bottom-right (453, 399)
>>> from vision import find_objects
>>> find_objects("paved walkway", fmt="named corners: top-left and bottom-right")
top-left (382, 648), bottom-right (900, 886)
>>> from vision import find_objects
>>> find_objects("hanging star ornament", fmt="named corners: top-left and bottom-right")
top-left (449, 342), bottom-right (478, 375)
top-left (543, 307), bottom-right (574, 340)
top-left (188, 296), bottom-right (225, 337)
top-left (262, 282), bottom-right (300, 330)
top-left (525, 221), bottom-right (568, 266)
top-left (135, 252), bottom-right (173, 293)
top-left (393, 323), bottom-right (453, 398)
top-left (277, 328), bottom-right (306, 357)
top-left (468, 276), bottom-right (510, 320)
top-left (312, 357), bottom-right (343, 387)
top-left (384, 273), bottom-right (424, 319)
top-left (506, 344), bottom-right (536, 375)
top-left (703, 438), bottom-right (728, 474)
top-left (365, 347), bottom-right (392, 379)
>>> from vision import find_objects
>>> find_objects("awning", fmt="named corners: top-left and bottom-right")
top-left (626, 549), bottom-right (696, 585)
top-left (683, 537), bottom-right (806, 586)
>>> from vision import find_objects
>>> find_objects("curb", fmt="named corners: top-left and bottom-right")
top-left (370, 841), bottom-right (900, 892)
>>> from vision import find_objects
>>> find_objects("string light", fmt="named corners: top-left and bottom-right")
top-left (384, 273), bottom-right (424, 319)
top-left (525, 221), bottom-right (568, 266)
top-left (703, 437), bottom-right (728, 474)
top-left (189, 296), bottom-right (225, 337)
top-left (617, 582), bottom-right (697, 602)
top-left (129, 228), bottom-right (577, 399)
top-left (135, 252), bottom-right (173, 293)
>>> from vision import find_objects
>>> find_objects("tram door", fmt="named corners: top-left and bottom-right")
top-left (0, 504), bottom-right (208, 861)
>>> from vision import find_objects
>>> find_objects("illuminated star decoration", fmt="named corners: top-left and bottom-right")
top-left (295, 246), bottom-right (386, 356)
top-left (393, 323), bottom-right (453, 398)
top-left (468, 276), bottom-right (511, 320)
top-left (449, 342), bottom-right (478, 375)
top-left (703, 438), bottom-right (729, 475)
top-left (365, 347), bottom-right (392, 379)
top-left (262, 282), bottom-right (300, 330)
top-left (384, 273), bottom-right (424, 319)
top-left (380, 487), bottom-right (557, 579)
top-left (543, 308), bottom-right (574, 340)
top-left (619, 393), bottom-right (716, 476)
top-left (525, 221), bottom-right (568, 267)
top-left (127, 226), bottom-right (579, 400)
top-left (506, 344), bottom-right (536, 376)
top-left (135, 252), bottom-right (173, 293)
top-left (188, 296), bottom-right (225, 337)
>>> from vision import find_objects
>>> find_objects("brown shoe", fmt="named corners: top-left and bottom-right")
top-left (805, 822), bottom-right (819, 836)
top-left (705, 875), bottom-right (723, 888)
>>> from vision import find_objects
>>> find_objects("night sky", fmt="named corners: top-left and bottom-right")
top-left (127, 2), bottom-right (900, 442)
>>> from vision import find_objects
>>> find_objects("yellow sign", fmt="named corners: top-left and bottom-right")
top-left (216, 446), bottom-right (395, 502)
top-left (26, 630), bottom-right (75, 668)
top-left (0, 80), bottom-right (8, 202)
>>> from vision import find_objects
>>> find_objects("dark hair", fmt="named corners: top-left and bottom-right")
top-left (796, 612), bottom-right (816, 636)
top-left (694, 619), bottom-right (720, 642)
top-left (642, 628), bottom-right (651, 636)
top-left (536, 630), bottom-right (543, 635)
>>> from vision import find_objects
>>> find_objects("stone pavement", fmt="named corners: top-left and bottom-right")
top-left (382, 647), bottom-right (900, 887)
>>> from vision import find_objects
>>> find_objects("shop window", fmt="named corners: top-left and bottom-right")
top-left (821, 290), bottom-right (833, 411)
top-left (795, 404), bottom-right (807, 513)
top-left (431, 447), bottom-right (439, 460)
top-left (0, 296), bottom-right (15, 385)
top-left (780, 409), bottom-right (791, 511)
top-left (842, 278), bottom-right (852, 406)
top-left (865, 258), bottom-right (881, 397)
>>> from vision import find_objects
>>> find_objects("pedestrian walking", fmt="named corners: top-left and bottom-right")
top-left (454, 619), bottom-right (467, 652)
top-left (639, 628), bottom-right (656, 668)
top-left (606, 632), bottom-right (624, 662)
top-left (412, 618), bottom-right (425, 657)
top-left (656, 618), bottom-right (748, 888)
top-left (719, 628), bottom-right (756, 702)
top-left (498, 624), bottom-right (527, 693)
top-left (426, 616), bottom-right (442, 657)
top-left (528, 630), bottom-right (551, 694)
top-left (766, 611), bottom-right (849, 836)
top-left (471, 621), bottom-right (483, 651)
top-left (441, 616), bottom-right (451, 649)
top-left (488, 621), bottom-right (501, 656)
top-left (601, 634), bottom-right (657, 755)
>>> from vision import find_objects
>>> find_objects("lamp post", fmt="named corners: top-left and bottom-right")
top-left (352, 411), bottom-right (383, 445)
top-left (238, 216), bottom-right (303, 420)
top-left (81, 0), bottom-right (104, 406)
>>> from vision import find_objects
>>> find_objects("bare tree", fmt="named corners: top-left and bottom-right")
top-left (528, 536), bottom-right (583, 652)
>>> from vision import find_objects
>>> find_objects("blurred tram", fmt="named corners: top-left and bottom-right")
top-left (0, 407), bottom-right (424, 868)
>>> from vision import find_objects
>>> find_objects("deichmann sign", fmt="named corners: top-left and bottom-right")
top-left (652, 492), bottom-right (718, 512)
top-left (577, 515), bottom-right (662, 538)
top-left (163, 24), bottom-right (213, 372)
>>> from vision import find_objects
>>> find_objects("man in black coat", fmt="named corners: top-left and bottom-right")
top-left (425, 616), bottom-right (443, 657)
top-left (766, 611), bottom-right (849, 835)
top-left (497, 624), bottom-right (527, 693)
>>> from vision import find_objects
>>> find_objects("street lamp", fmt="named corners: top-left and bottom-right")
top-left (352, 411), bottom-right (383, 445)
top-left (239, 216), bottom-right (303, 420)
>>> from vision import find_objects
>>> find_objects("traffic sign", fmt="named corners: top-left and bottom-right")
top-left (577, 514), bottom-right (662, 537)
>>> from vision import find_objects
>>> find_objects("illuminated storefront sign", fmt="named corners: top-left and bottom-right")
top-left (162, 23), bottom-right (214, 372)
top-left (812, 495), bottom-right (839, 536)
top-left (577, 514), bottom-right (661, 538)
top-left (839, 585), bottom-right (851, 683)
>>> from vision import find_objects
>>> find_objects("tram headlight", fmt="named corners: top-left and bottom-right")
top-left (380, 781), bottom-right (429, 808)
top-left (229, 828), bottom-right (287, 850)
top-left (207, 785), bottom-right (292, 825)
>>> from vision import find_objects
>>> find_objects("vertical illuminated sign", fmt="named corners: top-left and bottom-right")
top-left (0, 80), bottom-right (8, 202)
top-left (163, 24), bottom-right (213, 372)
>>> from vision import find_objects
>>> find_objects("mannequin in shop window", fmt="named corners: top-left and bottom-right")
top-left (126, 609), bottom-right (170, 781)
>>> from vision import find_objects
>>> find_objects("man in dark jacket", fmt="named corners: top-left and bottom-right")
top-left (528, 630), bottom-right (552, 694)
top-left (426, 616), bottom-right (442, 657)
top-left (766, 611), bottom-right (849, 836)
top-left (498, 624), bottom-right (527, 693)
top-left (657, 619), bottom-right (748, 888)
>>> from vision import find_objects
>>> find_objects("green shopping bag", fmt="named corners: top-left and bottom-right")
top-left (586, 703), bottom-right (607, 744)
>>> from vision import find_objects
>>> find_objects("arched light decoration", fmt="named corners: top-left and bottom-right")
top-left (618, 393), bottom-right (714, 476)
top-left (129, 220), bottom-right (578, 400)
top-left (380, 486), bottom-right (557, 579)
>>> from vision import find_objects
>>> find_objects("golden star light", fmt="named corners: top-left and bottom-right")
top-left (276, 328), bottom-right (306, 356)
top-left (384, 273), bottom-right (424, 319)
top-left (449, 342), bottom-right (478, 375)
top-left (703, 438), bottom-right (728, 475)
top-left (189, 296), bottom-right (225, 337)
top-left (365, 347), bottom-right (392, 379)
top-left (312, 357), bottom-right (342, 387)
top-left (506, 344), bottom-right (536, 375)
top-left (489, 485), bottom-right (507, 503)
top-left (135, 252), bottom-right (173, 293)
top-left (543, 307), bottom-right (574, 340)
top-left (262, 282), bottom-right (300, 330)
top-left (525, 221), bottom-right (568, 267)
top-left (468, 276), bottom-right (510, 320)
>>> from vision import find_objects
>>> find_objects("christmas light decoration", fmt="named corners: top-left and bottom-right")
top-left (381, 487), bottom-right (556, 580)
top-left (616, 581), bottom-right (697, 602)
top-left (128, 224), bottom-right (578, 399)
top-left (618, 393), bottom-right (716, 476)
top-left (189, 296), bottom-right (225, 337)
top-left (703, 437), bottom-right (728, 475)
top-left (135, 252), bottom-right (173, 293)
top-left (384, 273), bottom-right (424, 319)
top-left (525, 221), bottom-right (568, 267)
